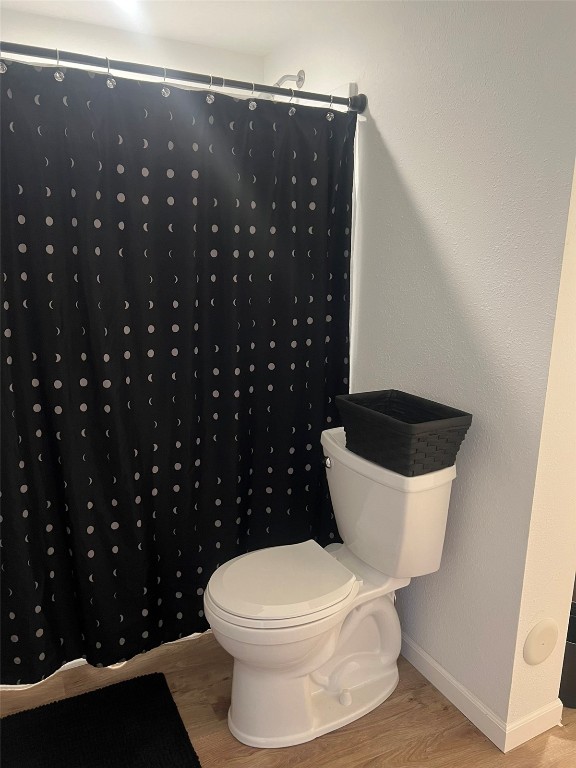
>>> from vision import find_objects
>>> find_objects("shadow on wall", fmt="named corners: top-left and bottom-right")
top-left (349, 112), bottom-right (556, 713)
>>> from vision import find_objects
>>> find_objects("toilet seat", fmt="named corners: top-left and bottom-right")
top-left (206, 540), bottom-right (359, 629)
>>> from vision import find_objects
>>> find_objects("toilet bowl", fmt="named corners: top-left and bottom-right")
top-left (204, 427), bottom-right (457, 748)
top-left (204, 541), bottom-right (409, 747)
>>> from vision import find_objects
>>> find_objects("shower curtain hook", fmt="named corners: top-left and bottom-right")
top-left (105, 57), bottom-right (116, 89)
top-left (161, 66), bottom-right (170, 98)
top-left (249, 83), bottom-right (257, 111)
top-left (54, 47), bottom-right (65, 82)
top-left (206, 74), bottom-right (215, 103)
top-left (288, 87), bottom-right (296, 116)
top-left (327, 94), bottom-right (335, 122)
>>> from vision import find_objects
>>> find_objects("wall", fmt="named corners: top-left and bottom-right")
top-left (508, 167), bottom-right (576, 722)
top-left (265, 0), bottom-right (576, 749)
top-left (0, 9), bottom-right (263, 84)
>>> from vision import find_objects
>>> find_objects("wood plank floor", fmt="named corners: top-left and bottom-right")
top-left (1, 632), bottom-right (575, 767)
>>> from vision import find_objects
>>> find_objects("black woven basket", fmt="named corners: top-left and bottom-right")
top-left (336, 390), bottom-right (472, 477)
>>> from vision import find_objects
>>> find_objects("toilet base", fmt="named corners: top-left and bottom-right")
top-left (228, 664), bottom-right (400, 749)
top-left (223, 591), bottom-right (404, 748)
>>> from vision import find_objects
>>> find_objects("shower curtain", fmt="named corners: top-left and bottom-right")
top-left (0, 61), bottom-right (356, 684)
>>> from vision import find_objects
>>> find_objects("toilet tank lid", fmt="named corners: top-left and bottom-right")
top-left (207, 540), bottom-right (357, 620)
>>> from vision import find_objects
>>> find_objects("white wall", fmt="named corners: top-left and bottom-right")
top-left (508, 168), bottom-right (576, 721)
top-left (0, 9), bottom-right (263, 84)
top-left (265, 0), bottom-right (576, 749)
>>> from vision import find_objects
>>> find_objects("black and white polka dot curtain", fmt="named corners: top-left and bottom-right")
top-left (0, 61), bottom-right (356, 684)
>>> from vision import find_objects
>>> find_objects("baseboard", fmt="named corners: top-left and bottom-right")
top-left (401, 633), bottom-right (563, 752)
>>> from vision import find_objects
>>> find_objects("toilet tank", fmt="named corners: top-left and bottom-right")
top-left (321, 428), bottom-right (457, 578)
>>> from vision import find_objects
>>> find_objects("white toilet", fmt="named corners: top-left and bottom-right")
top-left (204, 427), bottom-right (457, 748)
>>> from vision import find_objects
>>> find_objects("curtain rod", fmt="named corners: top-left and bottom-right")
top-left (0, 41), bottom-right (368, 114)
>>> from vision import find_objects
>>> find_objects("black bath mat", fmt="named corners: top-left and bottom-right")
top-left (1, 673), bottom-right (201, 767)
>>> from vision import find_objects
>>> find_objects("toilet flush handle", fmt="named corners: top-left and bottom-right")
top-left (323, 456), bottom-right (332, 469)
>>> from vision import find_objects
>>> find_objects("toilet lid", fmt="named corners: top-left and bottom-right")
top-left (207, 540), bottom-right (357, 621)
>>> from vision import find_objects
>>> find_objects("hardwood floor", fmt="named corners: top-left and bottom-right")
top-left (1, 632), bottom-right (575, 767)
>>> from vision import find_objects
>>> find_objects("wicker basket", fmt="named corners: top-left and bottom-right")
top-left (336, 390), bottom-right (472, 477)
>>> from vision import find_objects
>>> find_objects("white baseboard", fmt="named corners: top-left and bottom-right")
top-left (401, 633), bottom-right (563, 753)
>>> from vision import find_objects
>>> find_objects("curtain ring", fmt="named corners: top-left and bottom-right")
top-left (105, 56), bottom-right (116, 89)
top-left (288, 88), bottom-right (296, 116)
top-left (327, 94), bottom-right (335, 121)
top-left (249, 83), bottom-right (257, 110)
top-left (54, 47), bottom-right (65, 81)
top-left (161, 66), bottom-right (170, 97)
top-left (348, 96), bottom-right (352, 110)
top-left (206, 74), bottom-right (214, 103)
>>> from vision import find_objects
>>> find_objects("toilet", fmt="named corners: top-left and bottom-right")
top-left (204, 426), bottom-right (457, 748)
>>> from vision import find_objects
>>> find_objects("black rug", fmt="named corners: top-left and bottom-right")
top-left (1, 673), bottom-right (201, 767)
